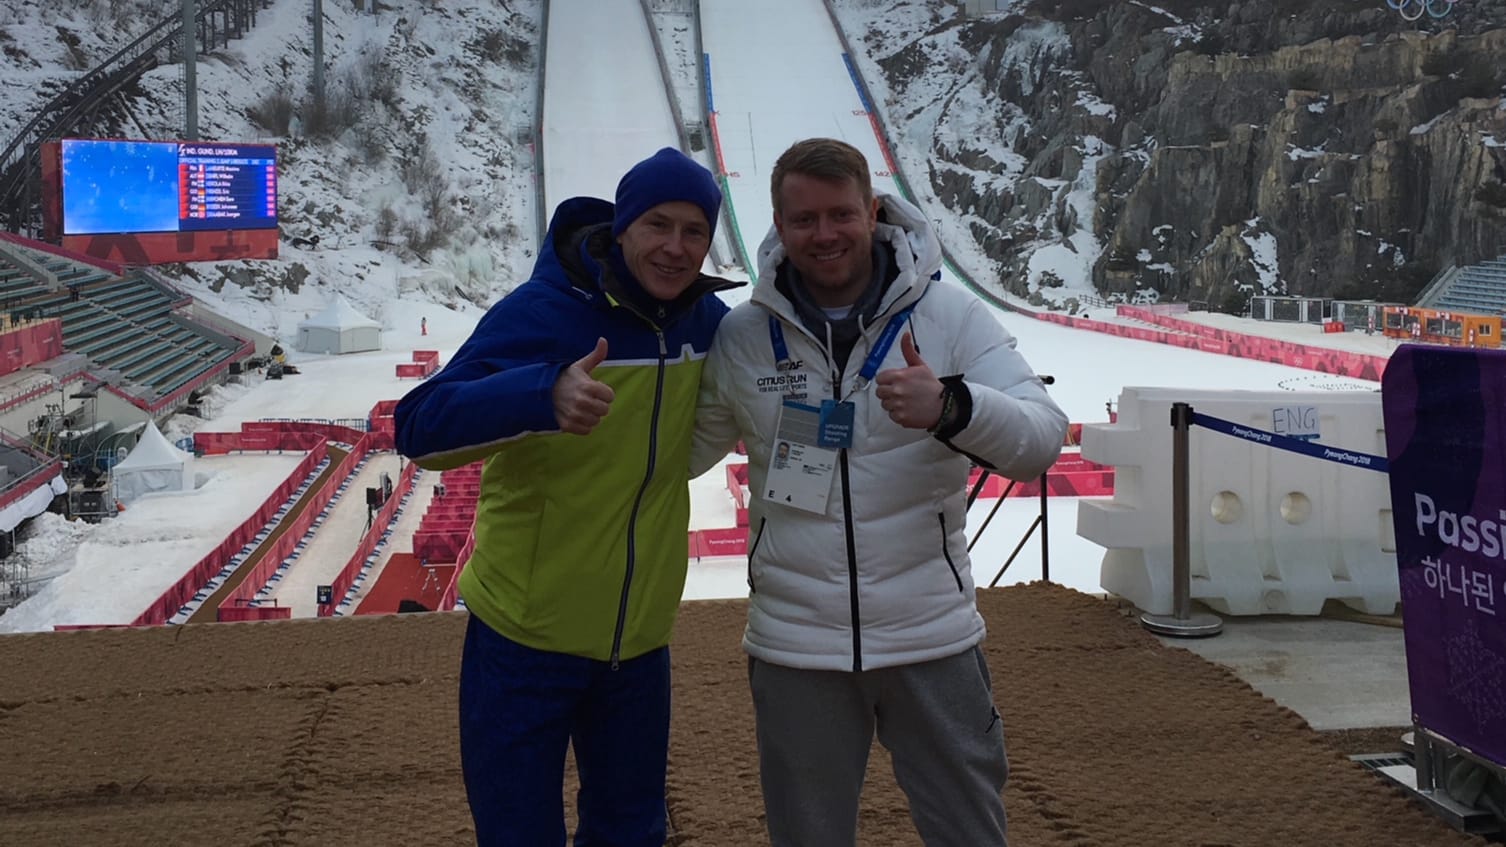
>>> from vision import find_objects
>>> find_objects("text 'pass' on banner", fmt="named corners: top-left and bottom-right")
top-left (1382, 344), bottom-right (1506, 768)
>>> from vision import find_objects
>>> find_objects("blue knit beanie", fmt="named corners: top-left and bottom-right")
top-left (612, 148), bottom-right (722, 239)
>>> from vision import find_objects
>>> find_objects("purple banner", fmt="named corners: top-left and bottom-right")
top-left (1382, 345), bottom-right (1506, 767)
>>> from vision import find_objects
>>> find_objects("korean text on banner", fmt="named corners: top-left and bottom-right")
top-left (1381, 345), bottom-right (1506, 768)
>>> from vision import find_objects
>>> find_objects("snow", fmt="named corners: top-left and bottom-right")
top-left (1410, 113), bottom-right (1446, 135)
top-left (1024, 136), bottom-right (1112, 299)
top-left (264, 452), bottom-right (403, 616)
top-left (0, 453), bottom-right (303, 631)
top-left (1129, 1), bottom-right (1187, 26)
top-left (1242, 220), bottom-right (1281, 293)
top-left (0, 0), bottom-right (1391, 633)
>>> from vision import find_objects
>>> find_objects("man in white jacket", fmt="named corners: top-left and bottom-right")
top-left (691, 138), bottom-right (1068, 846)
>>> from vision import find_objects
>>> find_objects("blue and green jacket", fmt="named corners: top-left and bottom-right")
top-left (394, 197), bottom-right (736, 663)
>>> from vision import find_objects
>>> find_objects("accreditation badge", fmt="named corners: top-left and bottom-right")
top-left (817, 399), bottom-right (855, 449)
top-left (764, 400), bottom-right (837, 514)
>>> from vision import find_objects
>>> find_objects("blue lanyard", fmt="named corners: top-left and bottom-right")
top-left (768, 304), bottom-right (915, 389)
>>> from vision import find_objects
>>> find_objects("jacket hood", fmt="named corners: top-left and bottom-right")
top-left (751, 190), bottom-right (943, 322)
top-left (531, 196), bottom-right (613, 294)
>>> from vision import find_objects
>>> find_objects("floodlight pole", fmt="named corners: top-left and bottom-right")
top-left (182, 0), bottom-right (197, 140)
top-left (1140, 402), bottom-right (1223, 638)
top-left (312, 0), bottom-right (325, 107)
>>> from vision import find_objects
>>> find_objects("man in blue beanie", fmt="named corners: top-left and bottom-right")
top-left (394, 147), bottom-right (738, 847)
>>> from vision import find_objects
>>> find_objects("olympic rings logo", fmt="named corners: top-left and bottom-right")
top-left (1386, 0), bottom-right (1458, 21)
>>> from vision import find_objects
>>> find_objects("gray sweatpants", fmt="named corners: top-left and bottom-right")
top-left (748, 646), bottom-right (1008, 847)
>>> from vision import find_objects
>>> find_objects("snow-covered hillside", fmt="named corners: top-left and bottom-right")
top-left (2, 0), bottom-right (542, 340)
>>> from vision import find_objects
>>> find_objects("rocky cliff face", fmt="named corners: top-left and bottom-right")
top-left (858, 0), bottom-right (1506, 312)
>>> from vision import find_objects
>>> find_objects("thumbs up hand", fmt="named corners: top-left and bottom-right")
top-left (552, 337), bottom-right (615, 435)
top-left (873, 332), bottom-right (944, 430)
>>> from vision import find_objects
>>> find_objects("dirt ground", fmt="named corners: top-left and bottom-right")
top-left (0, 582), bottom-right (1489, 846)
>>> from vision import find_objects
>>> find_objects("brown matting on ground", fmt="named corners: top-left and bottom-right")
top-left (0, 582), bottom-right (1486, 846)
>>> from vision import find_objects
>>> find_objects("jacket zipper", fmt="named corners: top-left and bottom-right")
top-left (937, 512), bottom-right (964, 591)
top-left (610, 329), bottom-right (668, 669)
top-left (772, 314), bottom-right (868, 671)
top-left (839, 446), bottom-right (861, 672)
top-left (828, 338), bottom-right (863, 673)
top-left (746, 517), bottom-right (767, 593)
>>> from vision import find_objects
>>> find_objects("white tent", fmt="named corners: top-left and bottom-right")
top-left (296, 295), bottom-right (382, 354)
top-left (111, 420), bottom-right (194, 504)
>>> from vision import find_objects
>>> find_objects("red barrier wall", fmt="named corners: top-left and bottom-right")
top-left (696, 527), bottom-right (749, 558)
top-left (217, 605), bottom-right (292, 622)
top-left (130, 440), bottom-right (328, 625)
top-left (0, 319), bottom-right (65, 378)
top-left (965, 454), bottom-right (1115, 499)
top-left (235, 421), bottom-right (327, 453)
top-left (192, 432), bottom-right (234, 455)
top-left (438, 530), bottom-right (477, 611)
top-left (412, 464), bottom-right (481, 567)
top-left (218, 434), bottom-right (373, 619)
top-left (369, 399), bottom-right (398, 436)
top-left (396, 349), bottom-right (442, 379)
top-left (322, 458), bottom-right (419, 616)
top-left (1113, 305), bottom-right (1389, 381)
top-left (134, 408), bottom-right (418, 624)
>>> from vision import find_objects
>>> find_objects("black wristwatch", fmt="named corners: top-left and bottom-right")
top-left (928, 375), bottom-right (971, 439)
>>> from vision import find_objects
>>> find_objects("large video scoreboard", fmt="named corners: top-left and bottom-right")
top-left (41, 138), bottom-right (280, 264)
top-left (176, 143), bottom-right (278, 232)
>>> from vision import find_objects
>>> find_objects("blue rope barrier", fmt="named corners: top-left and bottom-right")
top-left (1190, 412), bottom-right (1389, 472)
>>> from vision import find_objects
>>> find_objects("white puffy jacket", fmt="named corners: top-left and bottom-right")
top-left (692, 192), bottom-right (1068, 672)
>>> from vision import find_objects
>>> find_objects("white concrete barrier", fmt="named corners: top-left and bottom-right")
top-left (1077, 387), bottom-right (1397, 616)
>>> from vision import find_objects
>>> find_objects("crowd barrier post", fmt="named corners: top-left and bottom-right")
top-left (1039, 476), bottom-right (1049, 583)
top-left (1139, 402), bottom-right (1223, 637)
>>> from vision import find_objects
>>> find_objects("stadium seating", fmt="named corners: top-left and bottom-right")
top-left (1429, 256), bottom-right (1506, 315)
top-left (39, 273), bottom-right (238, 398)
top-left (411, 463), bottom-right (481, 563)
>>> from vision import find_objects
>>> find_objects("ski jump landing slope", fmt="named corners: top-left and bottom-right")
top-left (541, 0), bottom-right (682, 220)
